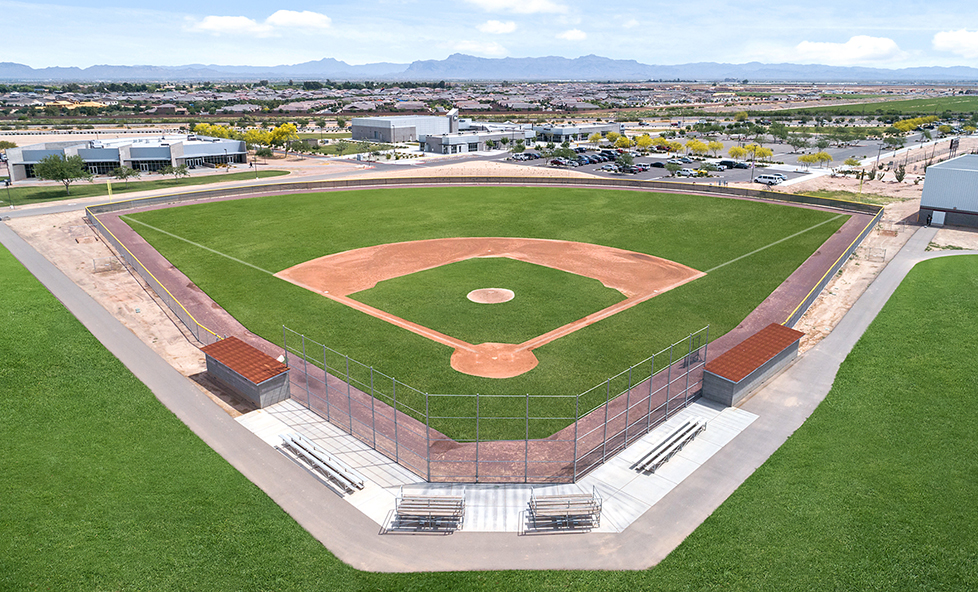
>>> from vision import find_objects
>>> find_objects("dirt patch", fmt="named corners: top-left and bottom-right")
top-left (467, 288), bottom-right (515, 304)
top-left (929, 227), bottom-right (978, 251)
top-left (276, 237), bottom-right (704, 379)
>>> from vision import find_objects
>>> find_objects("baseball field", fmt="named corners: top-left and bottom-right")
top-left (121, 185), bottom-right (846, 438)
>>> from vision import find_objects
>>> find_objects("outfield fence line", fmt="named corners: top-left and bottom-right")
top-left (781, 206), bottom-right (884, 328)
top-left (85, 207), bottom-right (222, 346)
top-left (283, 325), bottom-right (708, 484)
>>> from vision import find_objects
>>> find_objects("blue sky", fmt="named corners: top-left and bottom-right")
top-left (4, 0), bottom-right (978, 69)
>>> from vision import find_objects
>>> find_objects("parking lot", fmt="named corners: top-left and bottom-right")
top-left (505, 149), bottom-right (812, 186)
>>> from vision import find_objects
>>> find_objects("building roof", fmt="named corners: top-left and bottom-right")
top-left (705, 323), bottom-right (804, 383)
top-left (928, 153), bottom-right (978, 172)
top-left (200, 336), bottom-right (289, 384)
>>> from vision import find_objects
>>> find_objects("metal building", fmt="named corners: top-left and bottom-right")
top-left (351, 109), bottom-right (459, 143)
top-left (918, 153), bottom-right (978, 228)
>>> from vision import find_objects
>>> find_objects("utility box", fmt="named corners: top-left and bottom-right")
top-left (200, 336), bottom-right (290, 408)
top-left (703, 323), bottom-right (803, 407)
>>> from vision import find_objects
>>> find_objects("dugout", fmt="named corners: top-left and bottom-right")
top-left (200, 337), bottom-right (290, 408)
top-left (702, 323), bottom-right (803, 407)
top-left (918, 154), bottom-right (978, 228)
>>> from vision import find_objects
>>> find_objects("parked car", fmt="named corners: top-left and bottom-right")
top-left (650, 161), bottom-right (666, 168)
top-left (667, 158), bottom-right (684, 165)
top-left (678, 168), bottom-right (698, 177)
top-left (754, 174), bottom-right (782, 185)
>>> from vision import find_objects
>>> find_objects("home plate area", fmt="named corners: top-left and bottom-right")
top-left (237, 397), bottom-right (756, 533)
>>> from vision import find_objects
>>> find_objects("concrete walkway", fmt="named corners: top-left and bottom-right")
top-left (3, 215), bottom-right (974, 572)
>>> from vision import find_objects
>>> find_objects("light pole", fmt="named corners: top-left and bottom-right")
top-left (223, 148), bottom-right (228, 173)
top-left (875, 142), bottom-right (884, 170)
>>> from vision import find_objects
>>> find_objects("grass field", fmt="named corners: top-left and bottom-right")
top-left (787, 95), bottom-right (978, 116)
top-left (0, 169), bottom-right (289, 206)
top-left (123, 186), bottom-right (845, 438)
top-left (5, 239), bottom-right (976, 590)
top-left (352, 257), bottom-right (625, 345)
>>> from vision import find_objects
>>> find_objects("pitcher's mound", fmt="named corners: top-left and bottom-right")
top-left (467, 288), bottom-right (515, 304)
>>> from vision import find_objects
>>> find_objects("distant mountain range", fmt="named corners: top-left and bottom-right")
top-left (3, 54), bottom-right (978, 83)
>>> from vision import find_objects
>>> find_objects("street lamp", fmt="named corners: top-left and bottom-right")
top-left (875, 142), bottom-right (884, 170)
top-left (223, 148), bottom-right (228, 173)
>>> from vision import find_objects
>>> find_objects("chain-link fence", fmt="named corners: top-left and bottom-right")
top-left (284, 326), bottom-right (708, 483)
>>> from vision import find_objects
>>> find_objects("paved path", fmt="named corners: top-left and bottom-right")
top-left (5, 207), bottom-right (974, 571)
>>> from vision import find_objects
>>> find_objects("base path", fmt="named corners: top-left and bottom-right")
top-left (276, 237), bottom-right (703, 378)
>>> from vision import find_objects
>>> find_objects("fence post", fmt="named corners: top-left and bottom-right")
top-left (684, 333), bottom-right (693, 406)
top-left (573, 392), bottom-right (579, 482)
top-left (475, 393), bottom-right (480, 483)
top-left (282, 326), bottom-right (288, 367)
top-left (602, 379), bottom-right (610, 462)
top-left (302, 334), bottom-right (310, 410)
top-left (393, 377), bottom-right (399, 462)
top-left (346, 354), bottom-right (353, 434)
top-left (425, 393), bottom-right (431, 482)
top-left (625, 365), bottom-right (632, 446)
top-left (525, 393), bottom-right (530, 484)
top-left (647, 354), bottom-right (655, 433)
top-left (322, 344), bottom-right (330, 421)
top-left (370, 367), bottom-right (376, 449)
top-left (665, 342), bottom-right (674, 419)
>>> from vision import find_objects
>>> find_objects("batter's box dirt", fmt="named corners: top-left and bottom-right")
top-left (276, 237), bottom-right (704, 379)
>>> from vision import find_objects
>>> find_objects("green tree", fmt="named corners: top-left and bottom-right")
top-left (635, 134), bottom-right (653, 151)
top-left (707, 140), bottom-right (724, 157)
top-left (815, 137), bottom-right (830, 151)
top-left (734, 111), bottom-right (749, 122)
top-left (884, 136), bottom-right (906, 150)
top-left (605, 131), bottom-right (621, 144)
top-left (33, 154), bottom-right (91, 195)
top-left (615, 135), bottom-right (633, 149)
top-left (685, 139), bottom-right (708, 156)
top-left (0, 140), bottom-right (16, 151)
top-left (111, 166), bottom-right (140, 188)
top-left (797, 154), bottom-right (818, 170)
top-left (335, 117), bottom-right (347, 129)
top-left (588, 132), bottom-right (603, 145)
top-left (843, 157), bottom-right (861, 167)
top-left (617, 152), bottom-right (634, 167)
top-left (768, 122), bottom-right (789, 143)
top-left (814, 151), bottom-right (833, 168)
top-left (787, 134), bottom-right (810, 153)
top-left (728, 146), bottom-right (748, 160)
top-left (665, 162), bottom-right (681, 176)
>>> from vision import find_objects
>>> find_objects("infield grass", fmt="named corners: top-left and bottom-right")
top-left (351, 257), bottom-right (626, 345)
top-left (125, 186), bottom-right (846, 438)
top-left (5, 241), bottom-right (977, 590)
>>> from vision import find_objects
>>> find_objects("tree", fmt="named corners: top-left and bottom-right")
top-left (588, 132), bottom-right (603, 145)
top-left (797, 154), bottom-right (818, 170)
top-left (617, 152), bottom-right (634, 167)
top-left (485, 139), bottom-right (497, 150)
top-left (665, 162), bottom-right (681, 176)
top-left (815, 137), bottom-right (830, 151)
top-left (728, 146), bottom-right (748, 160)
top-left (269, 123), bottom-right (299, 157)
top-left (635, 135), bottom-right (654, 151)
top-left (666, 141), bottom-right (684, 153)
top-left (843, 157), bottom-right (861, 167)
top-left (605, 131), bottom-right (620, 144)
top-left (883, 136), bottom-right (906, 150)
top-left (511, 142), bottom-right (525, 154)
top-left (33, 154), bottom-right (91, 195)
top-left (335, 117), bottom-right (347, 129)
top-left (734, 111), bottom-right (749, 122)
top-left (0, 140), bottom-right (16, 152)
top-left (707, 140), bottom-right (724, 157)
top-left (112, 166), bottom-right (140, 188)
top-left (786, 133), bottom-right (810, 153)
top-left (615, 135), bottom-right (633, 149)
top-left (685, 139), bottom-right (708, 156)
top-left (768, 122), bottom-right (789, 143)
top-left (813, 151), bottom-right (833, 168)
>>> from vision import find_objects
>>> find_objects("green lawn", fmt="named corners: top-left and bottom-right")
top-left (0, 169), bottom-right (289, 206)
top-left (123, 186), bottom-right (846, 434)
top-left (298, 132), bottom-right (352, 140)
top-left (786, 95), bottom-right (978, 116)
top-left (352, 257), bottom-right (625, 345)
top-left (4, 240), bottom-right (976, 590)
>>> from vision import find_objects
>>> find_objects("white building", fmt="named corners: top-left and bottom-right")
top-left (918, 153), bottom-right (978, 228)
top-left (351, 109), bottom-right (459, 143)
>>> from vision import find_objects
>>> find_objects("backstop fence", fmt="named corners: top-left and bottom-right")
top-left (283, 325), bottom-right (709, 483)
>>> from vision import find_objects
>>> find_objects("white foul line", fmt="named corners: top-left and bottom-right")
top-left (120, 215), bottom-right (275, 276)
top-left (706, 214), bottom-right (847, 273)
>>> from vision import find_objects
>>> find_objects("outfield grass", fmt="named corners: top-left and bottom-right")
top-left (0, 169), bottom-right (289, 206)
top-left (298, 132), bottom-right (352, 140)
top-left (5, 240), bottom-right (976, 590)
top-left (352, 257), bottom-right (625, 345)
top-left (124, 187), bottom-right (845, 439)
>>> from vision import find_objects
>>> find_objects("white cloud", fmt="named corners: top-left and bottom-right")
top-left (795, 35), bottom-right (907, 65)
top-left (265, 10), bottom-right (331, 29)
top-left (933, 29), bottom-right (978, 59)
top-left (465, 0), bottom-right (567, 15)
top-left (623, 19), bottom-right (639, 29)
top-left (477, 20), bottom-right (517, 34)
top-left (448, 40), bottom-right (508, 56)
top-left (189, 10), bottom-right (331, 36)
top-left (556, 29), bottom-right (586, 41)
top-left (191, 15), bottom-right (273, 36)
